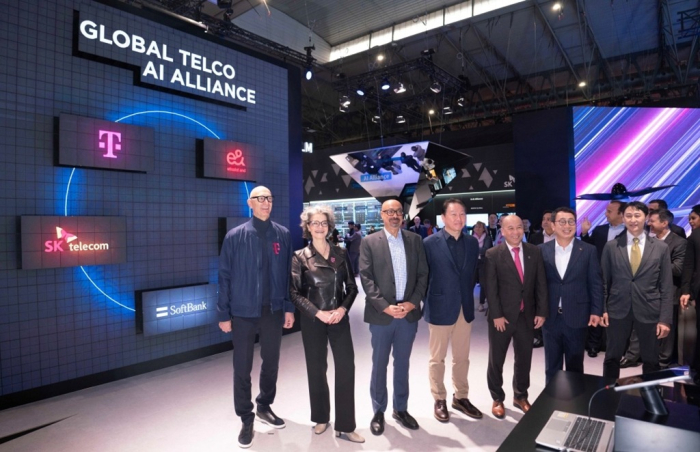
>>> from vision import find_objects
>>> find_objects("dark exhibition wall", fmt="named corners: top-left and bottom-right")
top-left (0, 0), bottom-right (301, 406)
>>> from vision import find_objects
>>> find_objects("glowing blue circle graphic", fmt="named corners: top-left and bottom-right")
top-left (64, 110), bottom-right (250, 312)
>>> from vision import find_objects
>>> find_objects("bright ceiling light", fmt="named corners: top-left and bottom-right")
top-left (393, 82), bottom-right (406, 94)
top-left (396, 115), bottom-right (406, 124)
top-left (430, 80), bottom-right (442, 94)
top-left (377, 54), bottom-right (385, 61)
top-left (428, 109), bottom-right (435, 115)
top-left (381, 77), bottom-right (391, 91)
top-left (552, 2), bottom-right (562, 12)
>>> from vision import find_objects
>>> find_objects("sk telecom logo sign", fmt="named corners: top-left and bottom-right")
top-left (99, 130), bottom-right (122, 159)
top-left (44, 226), bottom-right (110, 253)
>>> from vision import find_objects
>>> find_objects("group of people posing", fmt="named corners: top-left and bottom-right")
top-left (217, 185), bottom-right (700, 449)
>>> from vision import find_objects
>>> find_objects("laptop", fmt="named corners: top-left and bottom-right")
top-left (535, 410), bottom-right (615, 452)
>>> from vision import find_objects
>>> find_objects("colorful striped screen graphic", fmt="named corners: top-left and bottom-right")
top-left (574, 106), bottom-right (700, 234)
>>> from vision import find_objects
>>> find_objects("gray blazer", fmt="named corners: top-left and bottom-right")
top-left (359, 229), bottom-right (428, 325)
top-left (601, 234), bottom-right (673, 325)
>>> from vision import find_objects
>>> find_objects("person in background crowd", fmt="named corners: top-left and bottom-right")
top-left (217, 186), bottom-right (295, 449)
top-left (600, 202), bottom-right (673, 379)
top-left (580, 200), bottom-right (626, 358)
top-left (424, 219), bottom-right (437, 236)
top-left (345, 221), bottom-right (362, 277)
top-left (689, 204), bottom-right (700, 230)
top-left (423, 199), bottom-right (483, 423)
top-left (485, 215), bottom-right (547, 419)
top-left (529, 211), bottom-right (555, 246)
top-left (487, 213), bottom-right (499, 242)
top-left (368, 225), bottom-right (377, 234)
top-left (410, 216), bottom-right (427, 238)
top-left (290, 205), bottom-right (364, 444)
top-left (331, 228), bottom-right (340, 245)
top-left (539, 207), bottom-right (603, 384)
top-left (680, 204), bottom-right (700, 384)
top-left (472, 221), bottom-right (493, 313)
top-left (360, 199), bottom-right (428, 435)
top-left (522, 218), bottom-right (533, 242)
top-left (647, 199), bottom-right (687, 239)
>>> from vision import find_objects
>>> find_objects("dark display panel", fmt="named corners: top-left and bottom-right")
top-left (21, 216), bottom-right (127, 270)
top-left (59, 114), bottom-right (155, 172)
top-left (136, 283), bottom-right (219, 337)
top-left (202, 137), bottom-right (259, 182)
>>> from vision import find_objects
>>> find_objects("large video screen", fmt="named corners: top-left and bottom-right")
top-left (574, 107), bottom-right (700, 234)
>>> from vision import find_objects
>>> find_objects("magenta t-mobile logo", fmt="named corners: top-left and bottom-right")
top-left (98, 130), bottom-right (122, 158)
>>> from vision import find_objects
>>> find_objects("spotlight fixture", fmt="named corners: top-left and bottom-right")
top-left (217, 0), bottom-right (233, 8)
top-left (393, 81), bottom-right (406, 94)
top-left (443, 106), bottom-right (453, 115)
top-left (421, 48), bottom-right (436, 59)
top-left (428, 109), bottom-right (435, 115)
top-left (578, 81), bottom-right (587, 87)
top-left (396, 115), bottom-right (406, 124)
top-left (340, 95), bottom-right (351, 107)
top-left (223, 8), bottom-right (233, 22)
top-left (381, 77), bottom-right (391, 91)
top-left (339, 105), bottom-right (348, 113)
top-left (372, 114), bottom-right (381, 124)
top-left (356, 86), bottom-right (365, 96)
top-left (377, 54), bottom-right (385, 61)
top-left (305, 67), bottom-right (313, 80)
top-left (304, 44), bottom-right (315, 81)
top-left (430, 79), bottom-right (442, 94)
top-left (457, 97), bottom-right (465, 107)
top-left (552, 2), bottom-right (562, 12)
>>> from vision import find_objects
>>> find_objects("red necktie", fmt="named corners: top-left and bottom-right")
top-left (513, 247), bottom-right (524, 311)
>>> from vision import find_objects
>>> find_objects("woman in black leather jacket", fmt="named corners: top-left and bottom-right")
top-left (290, 205), bottom-right (364, 443)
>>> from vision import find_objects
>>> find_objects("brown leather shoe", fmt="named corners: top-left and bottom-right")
top-left (434, 399), bottom-right (449, 422)
top-left (491, 400), bottom-right (505, 419)
top-left (512, 398), bottom-right (531, 413)
top-left (452, 396), bottom-right (483, 419)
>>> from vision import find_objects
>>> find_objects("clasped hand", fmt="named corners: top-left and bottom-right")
top-left (383, 302), bottom-right (414, 319)
top-left (315, 308), bottom-right (346, 324)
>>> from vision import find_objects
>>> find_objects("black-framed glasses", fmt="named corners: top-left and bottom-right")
top-left (555, 219), bottom-right (576, 226)
top-left (382, 209), bottom-right (404, 216)
top-left (308, 221), bottom-right (329, 227)
top-left (250, 195), bottom-right (274, 203)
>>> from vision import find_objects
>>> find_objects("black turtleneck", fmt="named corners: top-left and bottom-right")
top-left (253, 216), bottom-right (271, 306)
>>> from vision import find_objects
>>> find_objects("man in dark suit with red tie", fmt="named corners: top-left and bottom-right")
top-left (485, 215), bottom-right (548, 419)
top-left (539, 207), bottom-right (603, 384)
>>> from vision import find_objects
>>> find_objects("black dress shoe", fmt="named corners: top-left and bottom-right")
top-left (620, 357), bottom-right (640, 368)
top-left (256, 408), bottom-right (285, 428)
top-left (392, 410), bottom-right (419, 430)
top-left (533, 337), bottom-right (544, 348)
top-left (587, 349), bottom-right (598, 358)
top-left (238, 422), bottom-right (254, 449)
top-left (452, 396), bottom-right (483, 419)
top-left (370, 411), bottom-right (384, 436)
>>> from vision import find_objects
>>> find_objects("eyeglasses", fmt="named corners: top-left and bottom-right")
top-left (250, 196), bottom-right (274, 203)
top-left (381, 209), bottom-right (404, 216)
top-left (555, 219), bottom-right (576, 226)
top-left (308, 221), bottom-right (328, 228)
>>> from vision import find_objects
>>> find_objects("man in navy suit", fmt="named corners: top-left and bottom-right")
top-left (539, 207), bottom-right (603, 384)
top-left (601, 201), bottom-right (673, 378)
top-left (423, 198), bottom-right (482, 423)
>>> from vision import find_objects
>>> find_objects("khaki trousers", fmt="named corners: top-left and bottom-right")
top-left (428, 308), bottom-right (472, 400)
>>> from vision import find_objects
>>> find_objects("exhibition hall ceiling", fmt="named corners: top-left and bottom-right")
top-left (131, 1), bottom-right (700, 145)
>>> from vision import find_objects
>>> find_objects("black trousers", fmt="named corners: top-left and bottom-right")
top-left (625, 305), bottom-right (679, 368)
top-left (604, 308), bottom-right (660, 379)
top-left (231, 307), bottom-right (284, 425)
top-left (542, 312), bottom-right (587, 385)
top-left (487, 311), bottom-right (534, 401)
top-left (300, 314), bottom-right (356, 432)
top-left (477, 260), bottom-right (487, 305)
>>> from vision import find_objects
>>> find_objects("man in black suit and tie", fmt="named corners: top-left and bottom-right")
top-left (601, 201), bottom-right (673, 378)
top-left (581, 200), bottom-right (626, 358)
top-left (485, 215), bottom-right (548, 419)
top-left (539, 207), bottom-right (603, 384)
top-left (423, 198), bottom-right (482, 423)
top-left (648, 199), bottom-right (687, 239)
top-left (359, 199), bottom-right (429, 435)
top-left (680, 205), bottom-right (700, 383)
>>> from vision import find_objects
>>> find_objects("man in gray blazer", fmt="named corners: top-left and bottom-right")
top-left (601, 201), bottom-right (673, 378)
top-left (359, 199), bottom-right (428, 435)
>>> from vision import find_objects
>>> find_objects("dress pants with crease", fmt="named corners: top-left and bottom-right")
top-left (487, 311), bottom-right (534, 402)
top-left (300, 314), bottom-right (356, 433)
top-left (428, 307), bottom-right (472, 400)
top-left (231, 306), bottom-right (284, 425)
top-left (369, 318), bottom-right (418, 413)
top-left (542, 312), bottom-right (587, 385)
top-left (604, 308), bottom-right (660, 379)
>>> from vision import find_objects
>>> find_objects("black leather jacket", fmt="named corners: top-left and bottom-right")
top-left (290, 242), bottom-right (358, 319)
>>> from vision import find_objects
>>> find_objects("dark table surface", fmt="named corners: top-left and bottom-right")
top-left (497, 371), bottom-right (621, 451)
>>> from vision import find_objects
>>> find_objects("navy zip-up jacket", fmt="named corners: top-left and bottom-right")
top-left (217, 218), bottom-right (294, 320)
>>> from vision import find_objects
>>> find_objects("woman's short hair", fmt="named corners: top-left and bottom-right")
top-left (299, 204), bottom-right (335, 239)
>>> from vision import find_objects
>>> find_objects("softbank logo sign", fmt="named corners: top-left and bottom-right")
top-left (59, 114), bottom-right (155, 173)
top-left (138, 283), bottom-right (218, 337)
top-left (45, 227), bottom-right (110, 253)
top-left (99, 130), bottom-right (121, 159)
